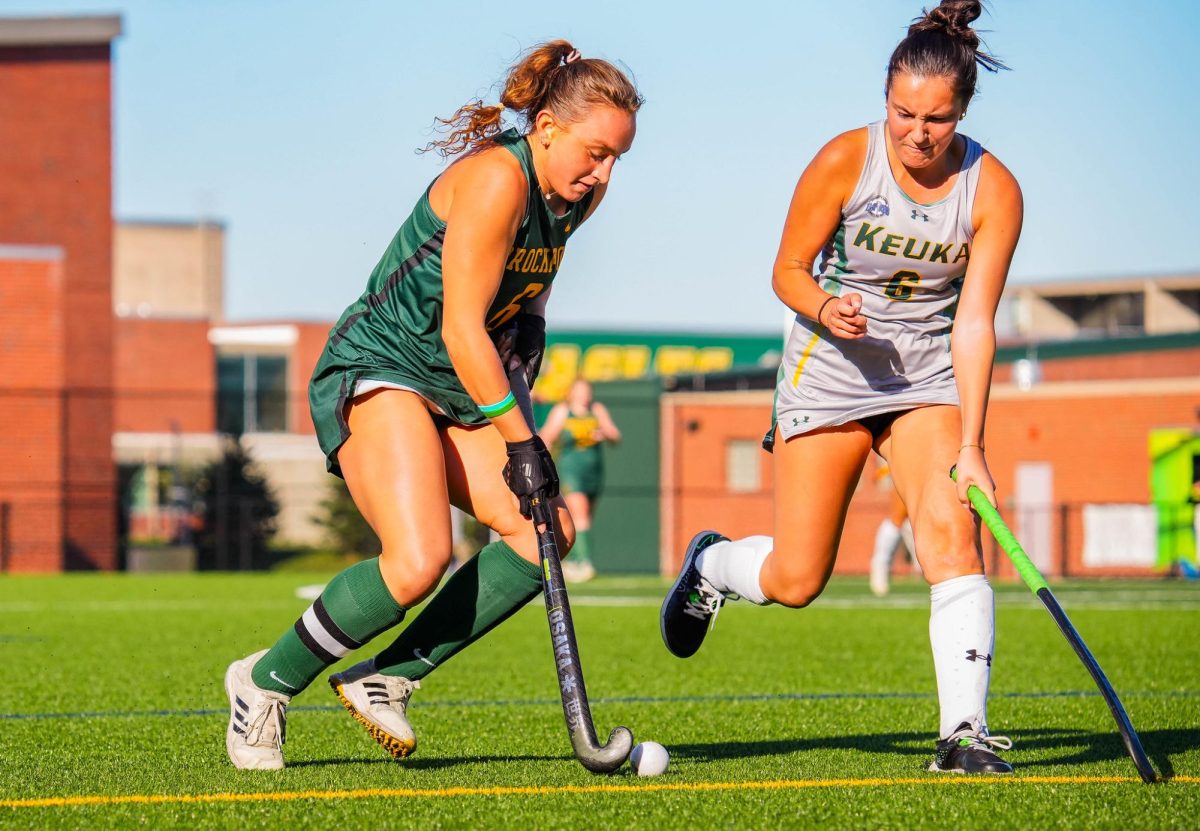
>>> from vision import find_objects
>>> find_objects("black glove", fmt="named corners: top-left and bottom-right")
top-left (513, 313), bottom-right (546, 388)
top-left (503, 435), bottom-right (559, 519)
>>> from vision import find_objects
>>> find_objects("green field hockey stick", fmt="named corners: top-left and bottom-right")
top-left (950, 466), bottom-right (1157, 783)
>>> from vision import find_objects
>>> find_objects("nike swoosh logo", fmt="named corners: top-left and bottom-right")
top-left (269, 670), bottom-right (298, 690)
top-left (413, 648), bottom-right (437, 668)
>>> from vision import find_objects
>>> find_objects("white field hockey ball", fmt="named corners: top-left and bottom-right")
top-left (630, 741), bottom-right (669, 776)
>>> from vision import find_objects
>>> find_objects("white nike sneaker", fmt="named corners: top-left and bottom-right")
top-left (224, 649), bottom-right (289, 770)
top-left (329, 659), bottom-right (420, 759)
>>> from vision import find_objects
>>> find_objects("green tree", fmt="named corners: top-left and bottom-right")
top-left (314, 477), bottom-right (381, 559)
top-left (194, 438), bottom-right (280, 570)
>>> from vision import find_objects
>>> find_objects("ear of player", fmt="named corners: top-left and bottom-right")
top-left (949, 466), bottom-right (1158, 784)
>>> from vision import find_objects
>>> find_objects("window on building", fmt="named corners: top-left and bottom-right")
top-left (1168, 289), bottom-right (1200, 316)
top-left (1048, 293), bottom-right (1144, 336)
top-left (217, 354), bottom-right (288, 434)
top-left (726, 439), bottom-right (761, 493)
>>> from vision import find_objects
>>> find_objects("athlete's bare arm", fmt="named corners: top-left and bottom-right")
top-left (772, 129), bottom-right (869, 339)
top-left (950, 151), bottom-right (1023, 507)
top-left (592, 402), bottom-right (621, 443)
top-left (539, 402), bottom-right (569, 446)
top-left (438, 150), bottom-right (536, 443)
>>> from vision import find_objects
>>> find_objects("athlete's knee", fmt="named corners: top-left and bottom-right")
top-left (759, 540), bottom-right (836, 607)
top-left (914, 503), bottom-right (979, 580)
top-left (483, 496), bottom-right (575, 552)
top-left (760, 557), bottom-right (831, 608)
top-left (766, 577), bottom-right (827, 609)
top-left (479, 500), bottom-right (527, 540)
top-left (377, 541), bottom-right (452, 597)
top-left (919, 496), bottom-right (976, 544)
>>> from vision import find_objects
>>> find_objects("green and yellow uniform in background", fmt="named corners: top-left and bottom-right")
top-left (309, 129), bottom-right (594, 476)
top-left (556, 409), bottom-right (605, 499)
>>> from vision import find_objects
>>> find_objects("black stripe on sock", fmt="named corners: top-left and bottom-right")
top-left (313, 597), bottom-right (361, 651)
top-left (294, 619), bottom-right (338, 664)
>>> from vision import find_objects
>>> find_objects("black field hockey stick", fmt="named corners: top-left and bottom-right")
top-left (951, 466), bottom-right (1157, 783)
top-left (509, 367), bottom-right (634, 773)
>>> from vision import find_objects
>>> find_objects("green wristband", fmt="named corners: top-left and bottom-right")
top-left (479, 391), bottom-right (517, 418)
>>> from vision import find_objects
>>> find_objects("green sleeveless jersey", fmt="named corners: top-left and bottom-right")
top-left (309, 129), bottom-right (595, 474)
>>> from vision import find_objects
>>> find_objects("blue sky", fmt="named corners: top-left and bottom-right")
top-left (7, 0), bottom-right (1200, 330)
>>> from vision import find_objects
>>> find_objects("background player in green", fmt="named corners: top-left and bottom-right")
top-left (661, 0), bottom-right (1024, 775)
top-left (540, 378), bottom-right (622, 582)
top-left (223, 40), bottom-right (641, 769)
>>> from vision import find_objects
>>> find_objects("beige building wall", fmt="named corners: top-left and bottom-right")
top-left (1005, 274), bottom-right (1200, 339)
top-left (114, 221), bottom-right (224, 321)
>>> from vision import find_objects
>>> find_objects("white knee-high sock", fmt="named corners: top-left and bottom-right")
top-left (872, 520), bottom-right (902, 569)
top-left (929, 573), bottom-right (994, 738)
top-left (696, 536), bottom-right (772, 605)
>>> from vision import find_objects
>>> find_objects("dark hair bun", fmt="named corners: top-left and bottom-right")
top-left (912, 0), bottom-right (983, 48)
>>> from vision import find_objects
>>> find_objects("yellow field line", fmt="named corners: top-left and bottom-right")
top-left (3, 776), bottom-right (1195, 809)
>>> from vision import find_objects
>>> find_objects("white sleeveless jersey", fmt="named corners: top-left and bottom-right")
top-left (774, 119), bottom-right (983, 440)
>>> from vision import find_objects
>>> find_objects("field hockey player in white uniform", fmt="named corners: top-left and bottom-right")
top-left (660, 0), bottom-right (1023, 774)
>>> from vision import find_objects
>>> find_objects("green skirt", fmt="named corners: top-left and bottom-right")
top-left (308, 340), bottom-right (486, 477)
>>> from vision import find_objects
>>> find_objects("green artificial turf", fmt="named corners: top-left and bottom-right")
top-left (0, 573), bottom-right (1197, 828)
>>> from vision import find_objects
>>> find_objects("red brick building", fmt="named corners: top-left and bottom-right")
top-left (0, 16), bottom-right (121, 571)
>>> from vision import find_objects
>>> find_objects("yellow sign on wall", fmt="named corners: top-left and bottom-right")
top-left (535, 343), bottom-right (736, 402)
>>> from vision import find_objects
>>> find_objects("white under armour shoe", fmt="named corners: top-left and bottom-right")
top-left (224, 649), bottom-right (289, 770)
top-left (329, 660), bottom-right (420, 759)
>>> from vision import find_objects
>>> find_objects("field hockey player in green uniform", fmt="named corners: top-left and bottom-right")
top-left (223, 40), bottom-right (640, 769)
top-left (661, 0), bottom-right (1024, 774)
top-left (541, 379), bottom-right (622, 582)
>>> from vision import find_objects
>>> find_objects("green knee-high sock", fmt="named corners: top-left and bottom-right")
top-left (251, 557), bottom-right (405, 695)
top-left (573, 529), bottom-right (593, 565)
top-left (372, 540), bottom-right (542, 681)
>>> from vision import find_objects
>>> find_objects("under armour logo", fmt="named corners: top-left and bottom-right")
top-left (792, 416), bottom-right (810, 426)
top-left (965, 649), bottom-right (992, 666)
top-left (911, 209), bottom-right (929, 222)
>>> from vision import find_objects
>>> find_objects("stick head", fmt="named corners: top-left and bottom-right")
top-left (573, 725), bottom-right (634, 774)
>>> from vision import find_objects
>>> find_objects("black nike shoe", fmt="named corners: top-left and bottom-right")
top-left (660, 531), bottom-right (728, 658)
top-left (929, 722), bottom-right (1014, 774)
